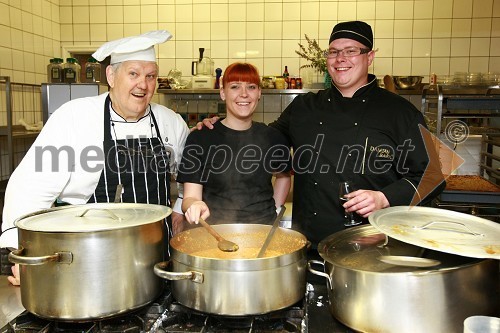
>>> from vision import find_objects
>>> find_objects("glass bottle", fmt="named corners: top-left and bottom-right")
top-left (283, 66), bottom-right (290, 89)
top-left (85, 57), bottom-right (101, 83)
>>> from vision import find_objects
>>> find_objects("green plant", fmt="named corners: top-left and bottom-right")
top-left (295, 34), bottom-right (327, 74)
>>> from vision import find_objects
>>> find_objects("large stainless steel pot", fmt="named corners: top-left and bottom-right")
top-left (154, 224), bottom-right (308, 315)
top-left (9, 203), bottom-right (171, 320)
top-left (308, 224), bottom-right (499, 333)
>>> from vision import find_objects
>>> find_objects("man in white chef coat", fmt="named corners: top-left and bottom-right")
top-left (0, 30), bottom-right (190, 285)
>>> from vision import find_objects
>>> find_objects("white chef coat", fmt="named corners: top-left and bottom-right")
top-left (0, 92), bottom-right (189, 248)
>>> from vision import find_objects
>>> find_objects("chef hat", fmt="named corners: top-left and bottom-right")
top-left (329, 21), bottom-right (373, 49)
top-left (92, 30), bottom-right (172, 65)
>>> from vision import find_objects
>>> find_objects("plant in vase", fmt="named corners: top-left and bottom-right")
top-left (295, 34), bottom-right (331, 88)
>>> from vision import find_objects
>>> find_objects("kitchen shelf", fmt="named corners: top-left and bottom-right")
top-left (421, 84), bottom-right (500, 136)
top-left (0, 76), bottom-right (41, 178)
top-left (480, 133), bottom-right (500, 185)
top-left (157, 88), bottom-right (320, 95)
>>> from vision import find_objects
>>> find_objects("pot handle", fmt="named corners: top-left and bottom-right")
top-left (154, 261), bottom-right (204, 284)
top-left (8, 247), bottom-right (73, 265)
top-left (413, 221), bottom-right (484, 236)
top-left (307, 260), bottom-right (332, 289)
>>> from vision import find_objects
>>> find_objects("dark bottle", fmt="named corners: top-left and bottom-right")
top-left (214, 68), bottom-right (222, 89)
top-left (283, 66), bottom-right (290, 89)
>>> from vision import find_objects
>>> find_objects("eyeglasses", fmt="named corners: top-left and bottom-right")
top-left (324, 47), bottom-right (371, 59)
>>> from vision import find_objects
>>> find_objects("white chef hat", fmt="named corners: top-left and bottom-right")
top-left (92, 30), bottom-right (172, 65)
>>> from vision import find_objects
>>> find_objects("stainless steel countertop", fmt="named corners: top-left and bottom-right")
top-left (0, 275), bottom-right (24, 328)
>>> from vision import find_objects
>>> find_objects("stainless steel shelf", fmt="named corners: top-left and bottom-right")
top-left (421, 84), bottom-right (500, 136)
top-left (157, 88), bottom-right (320, 95)
top-left (0, 76), bottom-right (41, 177)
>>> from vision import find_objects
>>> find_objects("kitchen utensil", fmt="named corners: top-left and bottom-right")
top-left (198, 217), bottom-right (239, 252)
top-left (392, 75), bottom-right (423, 89)
top-left (369, 206), bottom-right (500, 259)
top-left (307, 224), bottom-right (498, 333)
top-left (114, 184), bottom-right (122, 203)
top-left (257, 205), bottom-right (286, 258)
top-left (383, 74), bottom-right (397, 93)
top-left (9, 203), bottom-right (171, 320)
top-left (191, 47), bottom-right (213, 77)
top-left (154, 223), bottom-right (308, 315)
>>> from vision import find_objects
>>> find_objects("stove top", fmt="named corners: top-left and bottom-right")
top-left (0, 281), bottom-right (353, 333)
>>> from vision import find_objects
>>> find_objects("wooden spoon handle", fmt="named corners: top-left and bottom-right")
top-left (198, 217), bottom-right (223, 242)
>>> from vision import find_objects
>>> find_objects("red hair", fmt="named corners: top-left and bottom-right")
top-left (222, 62), bottom-right (261, 87)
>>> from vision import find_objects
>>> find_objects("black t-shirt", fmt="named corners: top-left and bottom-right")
top-left (177, 121), bottom-right (291, 224)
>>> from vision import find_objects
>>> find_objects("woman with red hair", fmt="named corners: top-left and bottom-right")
top-left (177, 62), bottom-right (291, 227)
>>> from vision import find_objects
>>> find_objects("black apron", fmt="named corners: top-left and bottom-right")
top-left (90, 95), bottom-right (172, 252)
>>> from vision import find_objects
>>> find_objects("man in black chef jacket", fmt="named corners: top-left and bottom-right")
top-left (269, 21), bottom-right (445, 250)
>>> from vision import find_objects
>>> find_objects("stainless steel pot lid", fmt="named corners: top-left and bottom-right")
top-left (15, 203), bottom-right (172, 232)
top-left (317, 225), bottom-right (478, 273)
top-left (368, 206), bottom-right (500, 259)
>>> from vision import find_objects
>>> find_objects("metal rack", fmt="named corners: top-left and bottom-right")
top-left (0, 76), bottom-right (41, 178)
top-left (480, 133), bottom-right (500, 185)
top-left (421, 84), bottom-right (500, 136)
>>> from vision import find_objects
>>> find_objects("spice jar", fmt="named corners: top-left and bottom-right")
top-left (296, 77), bottom-right (302, 89)
top-left (85, 57), bottom-right (101, 83)
top-left (275, 76), bottom-right (286, 89)
top-left (63, 58), bottom-right (80, 83)
top-left (47, 58), bottom-right (63, 83)
top-left (262, 76), bottom-right (275, 89)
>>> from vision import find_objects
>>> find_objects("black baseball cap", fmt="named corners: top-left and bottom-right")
top-left (329, 21), bottom-right (373, 49)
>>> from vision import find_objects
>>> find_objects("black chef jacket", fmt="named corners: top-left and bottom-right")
top-left (270, 74), bottom-right (445, 248)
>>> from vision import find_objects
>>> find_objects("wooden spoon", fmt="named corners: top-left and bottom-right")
top-left (198, 217), bottom-right (239, 252)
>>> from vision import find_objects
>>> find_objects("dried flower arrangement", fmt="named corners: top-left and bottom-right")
top-left (295, 34), bottom-right (328, 74)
